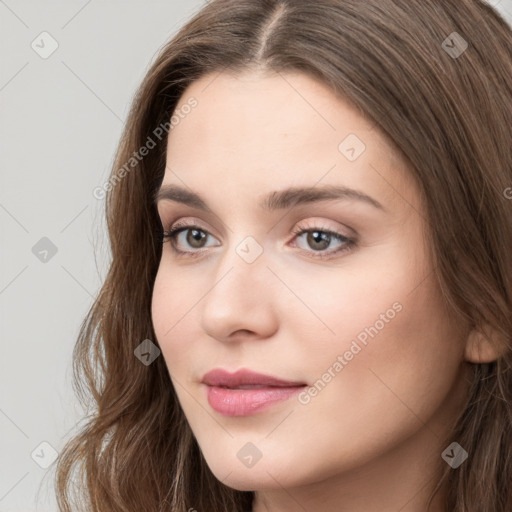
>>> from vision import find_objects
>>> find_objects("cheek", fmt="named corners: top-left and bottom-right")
top-left (305, 269), bottom-right (464, 434)
top-left (272, 248), bottom-right (417, 367)
top-left (151, 266), bottom-right (195, 372)
top-left (151, 267), bottom-right (171, 342)
top-left (277, 279), bottom-right (465, 481)
top-left (294, 246), bottom-right (464, 418)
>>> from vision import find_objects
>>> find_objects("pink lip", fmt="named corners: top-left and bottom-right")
top-left (202, 369), bottom-right (307, 417)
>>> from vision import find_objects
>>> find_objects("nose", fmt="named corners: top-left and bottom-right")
top-left (199, 239), bottom-right (279, 343)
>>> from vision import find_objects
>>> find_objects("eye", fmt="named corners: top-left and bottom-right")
top-left (289, 223), bottom-right (355, 260)
top-left (161, 221), bottom-right (219, 258)
top-left (160, 220), bottom-right (356, 260)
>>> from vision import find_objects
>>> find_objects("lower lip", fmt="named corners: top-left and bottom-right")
top-left (205, 385), bottom-right (306, 416)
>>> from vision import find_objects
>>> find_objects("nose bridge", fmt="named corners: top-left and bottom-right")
top-left (208, 233), bottom-right (268, 308)
top-left (199, 232), bottom-right (277, 339)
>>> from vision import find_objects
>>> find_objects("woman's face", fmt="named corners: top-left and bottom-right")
top-left (151, 70), bottom-right (471, 499)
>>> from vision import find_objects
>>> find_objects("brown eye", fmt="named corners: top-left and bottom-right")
top-left (161, 223), bottom-right (220, 255)
top-left (162, 222), bottom-right (356, 261)
top-left (305, 231), bottom-right (332, 251)
top-left (185, 228), bottom-right (207, 248)
top-left (290, 225), bottom-right (355, 259)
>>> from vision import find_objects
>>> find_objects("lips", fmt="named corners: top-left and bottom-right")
top-left (201, 368), bottom-right (306, 389)
top-left (201, 369), bottom-right (307, 416)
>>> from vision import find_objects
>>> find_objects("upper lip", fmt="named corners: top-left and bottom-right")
top-left (201, 368), bottom-right (307, 388)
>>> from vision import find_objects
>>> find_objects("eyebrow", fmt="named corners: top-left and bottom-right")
top-left (154, 183), bottom-right (386, 212)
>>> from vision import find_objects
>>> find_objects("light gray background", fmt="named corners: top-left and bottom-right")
top-left (1, 1), bottom-right (511, 510)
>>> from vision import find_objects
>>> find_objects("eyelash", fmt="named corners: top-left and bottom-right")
top-left (159, 221), bottom-right (356, 261)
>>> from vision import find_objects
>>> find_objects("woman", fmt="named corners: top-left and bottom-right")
top-left (54, 1), bottom-right (512, 510)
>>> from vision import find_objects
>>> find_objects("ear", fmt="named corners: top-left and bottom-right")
top-left (464, 323), bottom-right (508, 363)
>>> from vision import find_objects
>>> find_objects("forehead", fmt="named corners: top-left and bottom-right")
top-left (168, 70), bottom-right (372, 149)
top-left (163, 70), bottom-right (416, 213)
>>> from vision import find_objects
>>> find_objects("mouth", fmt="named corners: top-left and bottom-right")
top-left (216, 384), bottom-right (292, 389)
top-left (201, 368), bottom-right (307, 416)
top-left (201, 368), bottom-right (307, 388)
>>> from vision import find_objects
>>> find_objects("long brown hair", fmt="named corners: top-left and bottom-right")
top-left (53, 1), bottom-right (512, 510)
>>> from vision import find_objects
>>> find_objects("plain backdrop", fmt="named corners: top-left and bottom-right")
top-left (1, 1), bottom-right (511, 510)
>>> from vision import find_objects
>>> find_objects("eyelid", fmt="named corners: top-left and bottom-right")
top-left (166, 217), bottom-right (216, 236)
top-left (290, 217), bottom-right (355, 239)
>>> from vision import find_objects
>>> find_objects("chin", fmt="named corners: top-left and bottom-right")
top-left (204, 453), bottom-right (310, 492)
top-left (218, 470), bottom-right (286, 492)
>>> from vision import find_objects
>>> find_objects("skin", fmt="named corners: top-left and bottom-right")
top-left (151, 69), bottom-right (489, 511)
